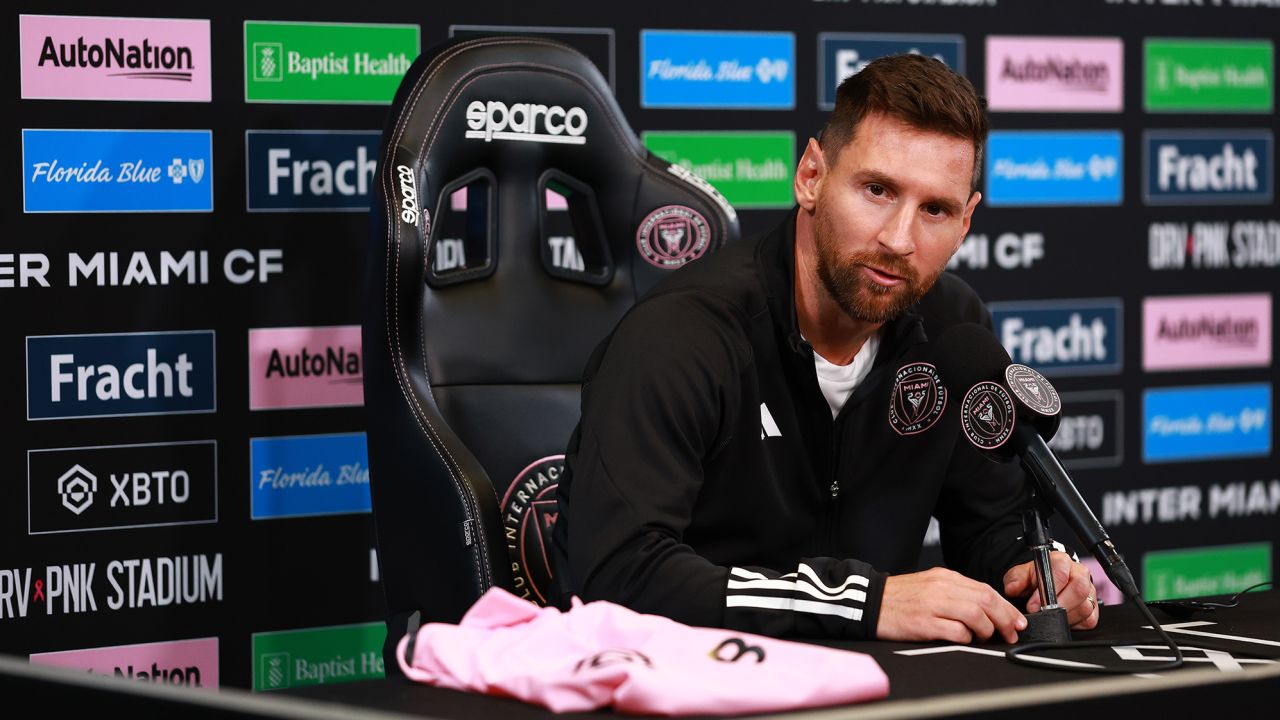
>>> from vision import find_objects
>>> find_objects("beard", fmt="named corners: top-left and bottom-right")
top-left (813, 202), bottom-right (944, 324)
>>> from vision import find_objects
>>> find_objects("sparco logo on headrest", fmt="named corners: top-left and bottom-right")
top-left (394, 164), bottom-right (419, 224)
top-left (465, 100), bottom-right (588, 145)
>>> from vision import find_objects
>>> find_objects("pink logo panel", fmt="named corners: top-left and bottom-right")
top-left (986, 36), bottom-right (1123, 112)
top-left (20, 15), bottom-right (211, 102)
top-left (1143, 293), bottom-right (1271, 371)
top-left (30, 637), bottom-right (218, 688)
top-left (249, 326), bottom-right (364, 410)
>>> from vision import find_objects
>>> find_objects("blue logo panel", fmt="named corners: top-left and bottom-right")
top-left (818, 34), bottom-right (964, 109)
top-left (990, 299), bottom-right (1123, 376)
top-left (1143, 130), bottom-right (1273, 206)
top-left (245, 130), bottom-right (381, 211)
top-left (641, 30), bottom-right (794, 109)
top-left (1144, 384), bottom-right (1271, 463)
top-left (27, 331), bottom-right (217, 420)
top-left (986, 131), bottom-right (1123, 206)
top-left (23, 129), bottom-right (214, 213)
top-left (250, 433), bottom-right (372, 519)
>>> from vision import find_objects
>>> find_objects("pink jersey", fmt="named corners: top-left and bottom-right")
top-left (398, 588), bottom-right (889, 715)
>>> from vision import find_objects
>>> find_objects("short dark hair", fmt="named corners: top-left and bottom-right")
top-left (820, 54), bottom-right (988, 193)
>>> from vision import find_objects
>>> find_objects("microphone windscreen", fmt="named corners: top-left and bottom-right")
top-left (930, 322), bottom-right (1013, 396)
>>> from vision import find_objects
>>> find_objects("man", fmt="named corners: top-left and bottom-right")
top-left (550, 54), bottom-right (1098, 643)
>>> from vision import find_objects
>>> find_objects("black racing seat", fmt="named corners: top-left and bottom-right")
top-left (363, 36), bottom-right (740, 666)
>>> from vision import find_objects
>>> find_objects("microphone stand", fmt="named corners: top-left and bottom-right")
top-left (1017, 489), bottom-right (1071, 644)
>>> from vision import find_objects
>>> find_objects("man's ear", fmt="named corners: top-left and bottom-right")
top-left (794, 138), bottom-right (825, 211)
top-left (953, 191), bottom-right (982, 254)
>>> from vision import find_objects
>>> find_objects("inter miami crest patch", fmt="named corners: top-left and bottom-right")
top-left (961, 381), bottom-right (1016, 450)
top-left (636, 205), bottom-right (710, 269)
top-left (889, 362), bottom-right (947, 436)
top-left (1005, 364), bottom-right (1062, 417)
top-left (499, 455), bottom-right (564, 606)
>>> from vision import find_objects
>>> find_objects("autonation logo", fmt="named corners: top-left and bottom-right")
top-left (26, 331), bottom-right (216, 420)
top-left (986, 131), bottom-right (1122, 206)
top-left (250, 433), bottom-right (371, 519)
top-left (990, 298), bottom-right (1123, 376)
top-left (641, 30), bottom-right (793, 109)
top-left (20, 15), bottom-right (211, 102)
top-left (1144, 130), bottom-right (1272, 206)
top-left (248, 326), bottom-right (363, 410)
top-left (1144, 384), bottom-right (1271, 464)
top-left (1143, 294), bottom-right (1271, 372)
top-left (985, 36), bottom-right (1123, 112)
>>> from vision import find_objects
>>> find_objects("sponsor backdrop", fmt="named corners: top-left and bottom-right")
top-left (5, 0), bottom-right (1278, 692)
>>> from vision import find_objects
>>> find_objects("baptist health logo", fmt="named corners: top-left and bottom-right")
top-left (58, 465), bottom-right (97, 515)
top-left (253, 42), bottom-right (284, 82)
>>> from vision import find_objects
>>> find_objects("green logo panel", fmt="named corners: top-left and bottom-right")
top-left (244, 21), bottom-right (420, 103)
top-left (1145, 39), bottom-right (1273, 112)
top-left (252, 622), bottom-right (386, 691)
top-left (643, 131), bottom-right (796, 209)
top-left (1143, 542), bottom-right (1272, 601)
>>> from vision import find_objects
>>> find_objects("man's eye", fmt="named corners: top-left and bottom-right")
top-left (925, 203), bottom-right (944, 216)
top-left (867, 183), bottom-right (886, 196)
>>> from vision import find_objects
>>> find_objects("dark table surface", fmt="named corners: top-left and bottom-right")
top-left (280, 589), bottom-right (1280, 719)
top-left (4, 590), bottom-right (1277, 719)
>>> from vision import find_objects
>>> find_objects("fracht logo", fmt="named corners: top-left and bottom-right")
top-left (243, 21), bottom-right (419, 103)
top-left (26, 331), bottom-right (216, 420)
top-left (1143, 384), bottom-right (1271, 464)
top-left (990, 298), bottom-right (1123, 376)
top-left (245, 131), bottom-right (380, 211)
top-left (985, 131), bottom-right (1122, 206)
top-left (818, 33), bottom-right (963, 110)
top-left (22, 129), bottom-right (213, 213)
top-left (250, 433), bottom-right (371, 519)
top-left (641, 30), bottom-right (794, 109)
top-left (1143, 130), bottom-right (1273, 206)
top-left (20, 15), bottom-right (211, 102)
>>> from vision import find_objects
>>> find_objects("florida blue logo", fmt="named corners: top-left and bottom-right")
top-left (246, 130), bottom-right (381, 211)
top-left (989, 299), bottom-right (1123, 376)
top-left (1143, 130), bottom-right (1273, 206)
top-left (818, 33), bottom-right (964, 110)
top-left (250, 433), bottom-right (371, 519)
top-left (985, 131), bottom-right (1122, 206)
top-left (641, 30), bottom-right (793, 109)
top-left (1144, 384), bottom-right (1271, 463)
top-left (27, 331), bottom-right (216, 420)
top-left (23, 129), bottom-right (213, 213)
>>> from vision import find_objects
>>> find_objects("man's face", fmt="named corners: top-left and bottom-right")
top-left (808, 113), bottom-right (980, 323)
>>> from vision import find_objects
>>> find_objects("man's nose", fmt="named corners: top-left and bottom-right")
top-left (877, 204), bottom-right (915, 256)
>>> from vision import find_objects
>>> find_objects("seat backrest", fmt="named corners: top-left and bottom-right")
top-left (364, 36), bottom-right (740, 652)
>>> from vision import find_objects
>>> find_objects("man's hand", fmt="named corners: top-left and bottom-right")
top-left (878, 567), bottom-right (1027, 644)
top-left (1002, 551), bottom-right (1099, 630)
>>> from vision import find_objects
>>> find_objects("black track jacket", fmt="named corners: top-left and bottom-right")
top-left (551, 209), bottom-right (1031, 639)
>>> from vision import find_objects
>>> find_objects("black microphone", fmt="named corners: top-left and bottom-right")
top-left (932, 323), bottom-right (1140, 601)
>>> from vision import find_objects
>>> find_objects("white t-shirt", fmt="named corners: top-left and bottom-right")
top-left (810, 331), bottom-right (880, 418)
